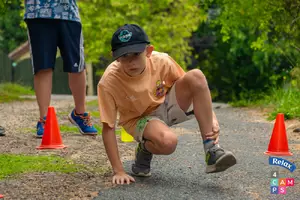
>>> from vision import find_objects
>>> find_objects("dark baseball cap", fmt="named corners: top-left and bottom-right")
top-left (111, 24), bottom-right (150, 60)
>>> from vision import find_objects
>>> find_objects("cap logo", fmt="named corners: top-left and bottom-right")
top-left (118, 30), bottom-right (132, 42)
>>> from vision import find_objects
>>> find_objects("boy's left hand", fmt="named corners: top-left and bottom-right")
top-left (212, 117), bottom-right (220, 144)
top-left (205, 113), bottom-right (220, 143)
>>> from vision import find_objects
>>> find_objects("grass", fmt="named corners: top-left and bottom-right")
top-left (0, 154), bottom-right (80, 179)
top-left (0, 83), bottom-right (34, 103)
top-left (264, 87), bottom-right (300, 120)
top-left (21, 125), bottom-right (121, 135)
top-left (59, 124), bottom-right (121, 135)
top-left (21, 128), bottom-right (36, 134)
top-left (86, 100), bottom-right (98, 107)
top-left (230, 86), bottom-right (300, 120)
top-left (59, 124), bottom-right (102, 133)
top-left (57, 111), bottom-right (69, 116)
top-left (59, 125), bottom-right (81, 133)
top-left (90, 111), bottom-right (100, 118)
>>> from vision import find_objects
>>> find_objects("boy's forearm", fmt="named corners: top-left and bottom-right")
top-left (102, 124), bottom-right (124, 174)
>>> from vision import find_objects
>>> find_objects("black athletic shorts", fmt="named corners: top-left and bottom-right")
top-left (25, 18), bottom-right (85, 74)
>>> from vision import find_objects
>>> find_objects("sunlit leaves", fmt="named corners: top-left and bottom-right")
top-left (79, 0), bottom-right (205, 70)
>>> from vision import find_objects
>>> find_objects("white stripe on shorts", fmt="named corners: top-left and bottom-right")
top-left (27, 30), bottom-right (35, 75)
top-left (78, 31), bottom-right (85, 72)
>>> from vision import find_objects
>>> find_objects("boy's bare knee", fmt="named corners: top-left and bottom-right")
top-left (185, 69), bottom-right (208, 90)
top-left (158, 131), bottom-right (178, 155)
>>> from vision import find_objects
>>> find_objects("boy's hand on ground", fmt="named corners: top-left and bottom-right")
top-left (112, 172), bottom-right (135, 185)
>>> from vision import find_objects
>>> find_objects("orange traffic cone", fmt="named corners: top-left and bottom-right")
top-left (37, 106), bottom-right (67, 150)
top-left (264, 113), bottom-right (292, 156)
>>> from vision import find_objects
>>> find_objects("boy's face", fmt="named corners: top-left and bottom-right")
top-left (116, 45), bottom-right (154, 77)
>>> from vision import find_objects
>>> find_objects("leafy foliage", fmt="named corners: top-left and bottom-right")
top-left (79, 0), bottom-right (205, 70)
top-left (209, 0), bottom-right (300, 52)
top-left (191, 0), bottom-right (300, 101)
top-left (290, 66), bottom-right (300, 88)
top-left (0, 0), bottom-right (27, 53)
top-left (0, 0), bottom-right (299, 113)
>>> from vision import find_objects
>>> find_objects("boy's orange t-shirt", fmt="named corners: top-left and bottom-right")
top-left (97, 51), bottom-right (185, 136)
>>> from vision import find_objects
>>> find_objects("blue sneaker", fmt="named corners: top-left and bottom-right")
top-left (68, 109), bottom-right (98, 135)
top-left (36, 117), bottom-right (46, 138)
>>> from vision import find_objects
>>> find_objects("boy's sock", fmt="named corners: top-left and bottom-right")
top-left (203, 139), bottom-right (218, 152)
top-left (74, 110), bottom-right (84, 116)
top-left (141, 140), bottom-right (152, 154)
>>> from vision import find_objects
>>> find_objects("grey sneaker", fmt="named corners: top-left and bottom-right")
top-left (205, 144), bottom-right (236, 173)
top-left (131, 142), bottom-right (153, 177)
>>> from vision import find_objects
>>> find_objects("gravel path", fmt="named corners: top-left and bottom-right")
top-left (95, 103), bottom-right (300, 200)
top-left (0, 98), bottom-right (299, 200)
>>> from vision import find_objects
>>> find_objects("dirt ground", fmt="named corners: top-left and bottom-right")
top-left (0, 100), bottom-right (299, 200)
top-left (0, 98), bottom-right (138, 200)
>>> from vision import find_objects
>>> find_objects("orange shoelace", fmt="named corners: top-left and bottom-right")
top-left (80, 114), bottom-right (92, 127)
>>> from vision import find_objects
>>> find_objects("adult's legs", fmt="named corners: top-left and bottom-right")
top-left (68, 71), bottom-right (86, 114)
top-left (26, 19), bottom-right (58, 137)
top-left (58, 20), bottom-right (97, 135)
top-left (34, 69), bottom-right (53, 119)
